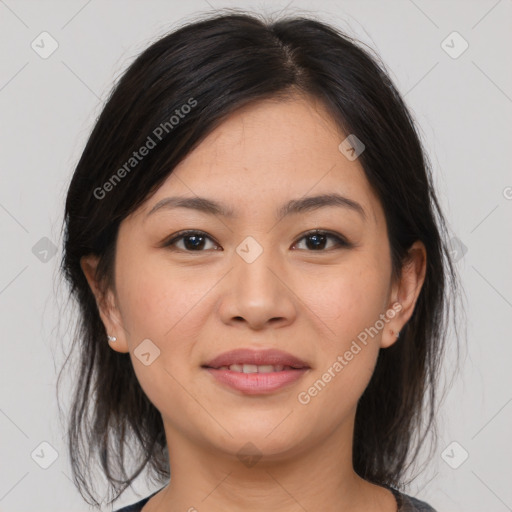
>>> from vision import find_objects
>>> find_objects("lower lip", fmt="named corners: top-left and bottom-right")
top-left (204, 368), bottom-right (309, 394)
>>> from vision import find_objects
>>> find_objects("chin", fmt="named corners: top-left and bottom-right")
top-left (208, 424), bottom-right (309, 460)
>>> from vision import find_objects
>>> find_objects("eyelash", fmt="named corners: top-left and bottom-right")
top-left (162, 229), bottom-right (351, 253)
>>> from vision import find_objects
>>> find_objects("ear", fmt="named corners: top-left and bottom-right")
top-left (80, 254), bottom-right (129, 353)
top-left (380, 240), bottom-right (427, 349)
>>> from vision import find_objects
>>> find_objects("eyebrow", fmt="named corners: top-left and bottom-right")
top-left (146, 193), bottom-right (367, 221)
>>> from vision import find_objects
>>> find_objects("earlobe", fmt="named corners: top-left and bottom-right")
top-left (80, 255), bottom-right (130, 353)
top-left (380, 301), bottom-right (404, 349)
top-left (381, 241), bottom-right (427, 349)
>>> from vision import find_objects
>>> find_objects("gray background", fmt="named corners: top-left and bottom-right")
top-left (1, 1), bottom-right (511, 511)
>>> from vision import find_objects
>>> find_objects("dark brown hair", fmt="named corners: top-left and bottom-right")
top-left (58, 9), bottom-right (461, 507)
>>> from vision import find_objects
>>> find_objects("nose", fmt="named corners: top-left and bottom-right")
top-left (217, 241), bottom-right (297, 331)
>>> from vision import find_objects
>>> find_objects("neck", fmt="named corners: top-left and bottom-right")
top-left (144, 418), bottom-right (396, 512)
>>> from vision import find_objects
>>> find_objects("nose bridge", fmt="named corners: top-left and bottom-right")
top-left (219, 233), bottom-right (295, 327)
top-left (233, 234), bottom-right (281, 296)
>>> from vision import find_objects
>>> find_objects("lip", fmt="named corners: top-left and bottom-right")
top-left (203, 348), bottom-right (310, 369)
top-left (202, 348), bottom-right (310, 395)
top-left (204, 367), bottom-right (309, 394)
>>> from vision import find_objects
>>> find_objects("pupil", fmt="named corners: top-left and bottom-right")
top-left (185, 235), bottom-right (205, 250)
top-left (308, 234), bottom-right (326, 250)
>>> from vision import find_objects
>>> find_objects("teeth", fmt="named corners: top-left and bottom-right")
top-left (225, 364), bottom-right (287, 373)
top-left (257, 365), bottom-right (276, 373)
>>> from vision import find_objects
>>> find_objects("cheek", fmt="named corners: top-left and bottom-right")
top-left (114, 257), bottom-right (212, 412)
top-left (115, 239), bottom-right (184, 329)
top-left (294, 261), bottom-right (389, 412)
top-left (306, 261), bottom-right (389, 343)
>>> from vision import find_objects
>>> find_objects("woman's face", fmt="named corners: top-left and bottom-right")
top-left (83, 95), bottom-right (424, 464)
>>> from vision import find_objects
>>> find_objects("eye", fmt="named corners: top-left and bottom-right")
top-left (292, 229), bottom-right (350, 251)
top-left (163, 229), bottom-right (350, 253)
top-left (163, 230), bottom-right (221, 252)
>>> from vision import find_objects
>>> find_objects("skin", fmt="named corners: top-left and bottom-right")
top-left (82, 93), bottom-right (426, 512)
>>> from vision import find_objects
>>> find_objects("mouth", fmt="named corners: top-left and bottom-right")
top-left (205, 363), bottom-right (305, 373)
top-left (202, 348), bottom-right (310, 394)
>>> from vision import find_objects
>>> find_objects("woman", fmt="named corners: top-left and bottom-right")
top-left (59, 10), bottom-right (459, 512)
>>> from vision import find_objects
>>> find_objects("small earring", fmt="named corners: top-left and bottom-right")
top-left (107, 335), bottom-right (117, 342)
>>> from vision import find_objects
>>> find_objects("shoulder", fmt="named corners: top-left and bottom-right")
top-left (113, 487), bottom-right (163, 512)
top-left (113, 497), bottom-right (149, 512)
top-left (402, 494), bottom-right (438, 511)
top-left (389, 486), bottom-right (438, 512)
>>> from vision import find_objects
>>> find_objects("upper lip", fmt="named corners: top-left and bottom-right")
top-left (203, 348), bottom-right (310, 369)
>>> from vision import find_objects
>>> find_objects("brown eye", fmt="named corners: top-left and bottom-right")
top-left (293, 230), bottom-right (350, 251)
top-left (163, 229), bottom-right (350, 253)
top-left (164, 230), bottom-right (220, 252)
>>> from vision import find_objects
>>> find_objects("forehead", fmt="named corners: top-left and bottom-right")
top-left (191, 94), bottom-right (345, 171)
top-left (137, 95), bottom-right (383, 227)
